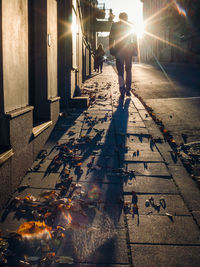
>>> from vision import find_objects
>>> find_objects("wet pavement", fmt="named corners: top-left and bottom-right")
top-left (1, 64), bottom-right (200, 266)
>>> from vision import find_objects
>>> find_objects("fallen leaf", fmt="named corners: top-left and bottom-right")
top-left (55, 256), bottom-right (74, 264)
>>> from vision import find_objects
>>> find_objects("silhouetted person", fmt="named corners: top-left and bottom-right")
top-left (95, 44), bottom-right (105, 73)
top-left (109, 12), bottom-right (137, 97)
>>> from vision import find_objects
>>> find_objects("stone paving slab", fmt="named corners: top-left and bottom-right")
top-left (71, 181), bottom-right (122, 204)
top-left (124, 194), bottom-right (189, 215)
top-left (113, 108), bottom-right (139, 118)
top-left (20, 172), bottom-right (60, 188)
top-left (77, 133), bottom-right (116, 146)
top-left (54, 228), bottom-right (129, 265)
top-left (30, 159), bottom-right (63, 174)
top-left (168, 165), bottom-right (200, 212)
top-left (116, 135), bottom-right (150, 148)
top-left (131, 96), bottom-right (146, 110)
top-left (60, 264), bottom-right (130, 267)
top-left (127, 214), bottom-right (200, 244)
top-left (118, 142), bottom-right (157, 153)
top-left (123, 176), bottom-right (178, 194)
top-left (80, 128), bottom-right (114, 136)
top-left (116, 127), bottom-right (149, 136)
top-left (125, 162), bottom-right (171, 177)
top-left (114, 113), bottom-right (143, 122)
top-left (120, 151), bottom-right (163, 163)
top-left (0, 188), bottom-right (62, 235)
top-left (76, 154), bottom-right (119, 169)
top-left (131, 244), bottom-right (200, 267)
top-left (143, 120), bottom-right (164, 139)
top-left (59, 113), bottom-right (85, 122)
top-left (115, 121), bottom-right (146, 129)
top-left (84, 110), bottom-right (112, 117)
top-left (155, 142), bottom-right (182, 166)
top-left (192, 211), bottom-right (200, 228)
top-left (76, 143), bottom-right (117, 157)
top-left (82, 122), bottom-right (114, 131)
top-left (72, 167), bottom-right (122, 184)
top-left (50, 130), bottom-right (81, 141)
top-left (138, 110), bottom-right (152, 121)
top-left (88, 105), bottom-right (112, 111)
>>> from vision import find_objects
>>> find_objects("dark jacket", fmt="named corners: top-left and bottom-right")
top-left (95, 47), bottom-right (105, 63)
top-left (109, 20), bottom-right (137, 57)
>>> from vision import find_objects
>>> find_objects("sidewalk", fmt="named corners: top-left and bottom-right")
top-left (0, 64), bottom-right (200, 266)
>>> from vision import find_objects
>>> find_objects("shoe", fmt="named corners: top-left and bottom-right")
top-left (126, 90), bottom-right (131, 97)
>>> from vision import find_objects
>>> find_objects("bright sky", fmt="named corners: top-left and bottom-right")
top-left (99, 0), bottom-right (144, 37)
top-left (103, 0), bottom-right (143, 24)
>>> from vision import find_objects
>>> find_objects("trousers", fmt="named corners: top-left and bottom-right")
top-left (116, 53), bottom-right (132, 91)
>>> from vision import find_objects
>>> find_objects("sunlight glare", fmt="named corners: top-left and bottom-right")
top-left (133, 20), bottom-right (145, 39)
top-left (126, 0), bottom-right (144, 38)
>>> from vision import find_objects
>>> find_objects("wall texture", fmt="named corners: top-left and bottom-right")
top-left (47, 0), bottom-right (57, 99)
top-left (2, 0), bottom-right (28, 112)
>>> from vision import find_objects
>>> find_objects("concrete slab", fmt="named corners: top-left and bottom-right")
top-left (143, 120), bottom-right (164, 139)
top-left (127, 214), bottom-right (200, 244)
top-left (168, 165), bottom-right (200, 212)
top-left (73, 167), bottom-right (122, 184)
top-left (131, 96), bottom-right (146, 110)
top-left (88, 105), bottom-right (112, 111)
top-left (192, 211), bottom-right (200, 228)
top-left (62, 264), bottom-right (130, 267)
top-left (95, 135), bottom-right (116, 145)
top-left (116, 127), bottom-right (149, 136)
top-left (76, 143), bottom-right (117, 157)
top-left (114, 113), bottom-right (143, 122)
top-left (118, 142), bottom-right (158, 153)
top-left (82, 122), bottom-right (114, 131)
top-left (73, 181), bottom-right (123, 204)
top-left (138, 110), bottom-right (152, 121)
top-left (120, 151), bottom-right (163, 163)
top-left (84, 110), bottom-right (112, 117)
top-left (20, 172), bottom-right (60, 189)
top-left (131, 245), bottom-right (200, 267)
top-left (0, 188), bottom-right (61, 235)
top-left (76, 154), bottom-right (119, 169)
top-left (116, 121), bottom-right (146, 128)
top-left (46, 129), bottom-right (80, 142)
top-left (55, 228), bottom-right (129, 264)
top-left (124, 194), bottom-right (189, 215)
top-left (31, 159), bottom-right (63, 173)
top-left (116, 135), bottom-right (150, 147)
top-left (155, 142), bottom-right (182, 166)
top-left (123, 176), bottom-right (178, 194)
top-left (80, 128), bottom-right (115, 137)
top-left (113, 108), bottom-right (138, 117)
top-left (125, 162), bottom-right (171, 177)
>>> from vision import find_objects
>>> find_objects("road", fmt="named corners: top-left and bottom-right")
top-left (132, 63), bottom-right (200, 144)
top-left (132, 62), bottom-right (200, 176)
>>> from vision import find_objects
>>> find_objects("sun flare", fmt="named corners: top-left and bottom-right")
top-left (133, 20), bottom-right (145, 39)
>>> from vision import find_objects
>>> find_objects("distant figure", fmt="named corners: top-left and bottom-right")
top-left (108, 8), bottom-right (115, 21)
top-left (109, 12), bottom-right (137, 97)
top-left (95, 44), bottom-right (105, 73)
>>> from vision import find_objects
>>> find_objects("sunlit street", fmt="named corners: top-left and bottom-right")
top-left (0, 0), bottom-right (200, 266)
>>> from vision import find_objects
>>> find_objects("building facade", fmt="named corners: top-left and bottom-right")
top-left (0, 0), bottom-right (101, 208)
top-left (141, 0), bottom-right (200, 63)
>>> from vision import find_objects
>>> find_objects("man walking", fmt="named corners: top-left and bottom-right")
top-left (109, 12), bottom-right (137, 97)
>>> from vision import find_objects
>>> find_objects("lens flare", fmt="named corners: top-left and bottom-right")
top-left (174, 1), bottom-right (187, 17)
top-left (62, 211), bottom-right (72, 224)
top-left (88, 185), bottom-right (101, 201)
